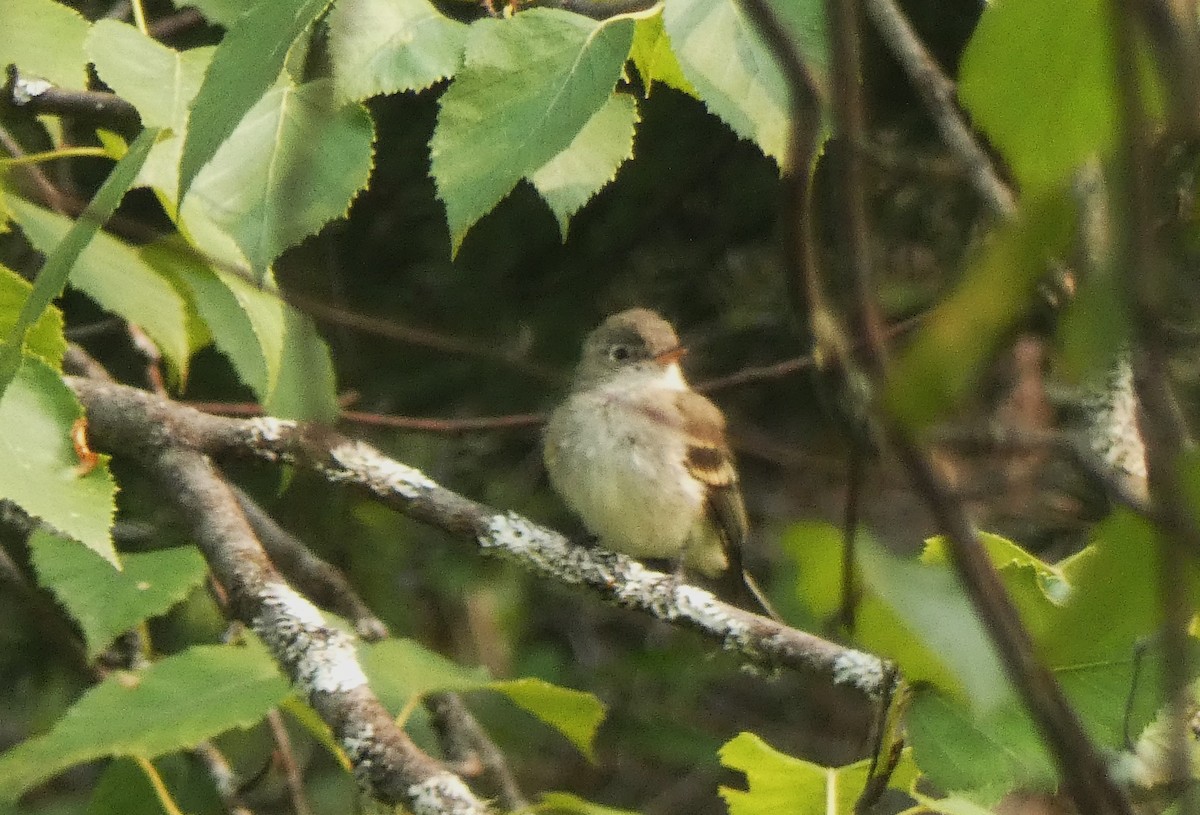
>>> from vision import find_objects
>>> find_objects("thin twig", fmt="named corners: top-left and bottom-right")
top-left (861, 0), bottom-right (1018, 220)
top-left (265, 710), bottom-right (314, 815)
top-left (426, 692), bottom-right (529, 812)
top-left (0, 122), bottom-right (71, 214)
top-left (341, 410), bottom-right (546, 433)
top-left (231, 484), bottom-right (389, 641)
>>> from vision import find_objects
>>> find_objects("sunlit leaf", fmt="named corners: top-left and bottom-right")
top-left (529, 93), bottom-right (639, 239)
top-left (959, 0), bottom-right (1116, 193)
top-left (0, 0), bottom-right (90, 90)
top-left (0, 265), bottom-right (66, 368)
top-left (328, 0), bottom-right (468, 100)
top-left (7, 196), bottom-right (198, 387)
top-left (30, 529), bottom-right (207, 658)
top-left (0, 645), bottom-right (289, 802)
top-left (630, 13), bottom-right (696, 96)
top-left (492, 678), bottom-right (606, 762)
top-left (663, 0), bottom-right (827, 164)
top-left (86, 21), bottom-right (214, 208)
top-left (177, 0), bottom-right (333, 200)
top-left (146, 240), bottom-right (284, 403)
top-left (0, 357), bottom-right (117, 566)
top-left (264, 306), bottom-right (339, 422)
top-left (182, 79), bottom-right (375, 278)
top-left (429, 9), bottom-right (635, 252)
top-left (719, 732), bottom-right (918, 814)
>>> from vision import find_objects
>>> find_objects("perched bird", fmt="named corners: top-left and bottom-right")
top-left (543, 308), bottom-right (773, 615)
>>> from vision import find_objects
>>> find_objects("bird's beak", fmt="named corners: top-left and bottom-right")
top-left (654, 346), bottom-right (688, 366)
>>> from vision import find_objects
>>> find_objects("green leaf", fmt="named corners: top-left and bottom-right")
top-left (491, 678), bottom-right (605, 762)
top-left (0, 129), bottom-right (160, 392)
top-left (361, 641), bottom-right (604, 761)
top-left (856, 535), bottom-right (1013, 711)
top-left (6, 196), bottom-right (197, 388)
top-left (1050, 510), bottom-right (1171, 663)
top-left (177, 0), bottom-right (334, 201)
top-left (0, 644), bottom-right (289, 802)
top-left (88, 758), bottom-right (164, 815)
top-left (630, 12), bottom-right (696, 96)
top-left (141, 239), bottom-right (283, 403)
top-left (0, 357), bottom-right (118, 567)
top-left (535, 792), bottom-right (642, 815)
top-left (429, 8), bottom-right (635, 252)
top-left (264, 306), bottom-right (339, 422)
top-left (360, 639), bottom-right (491, 712)
top-left (886, 190), bottom-right (1075, 428)
top-left (328, 0), bottom-right (468, 100)
top-left (959, 0), bottom-right (1117, 193)
top-left (0, 0), bottom-right (90, 90)
top-left (86, 22), bottom-right (214, 208)
top-left (781, 519), bottom-right (847, 620)
top-left (905, 513), bottom-right (1185, 802)
top-left (719, 732), bottom-right (918, 814)
top-left (30, 529), bottom-right (207, 659)
top-left (0, 264), bottom-right (66, 368)
top-left (87, 22), bottom-right (202, 131)
top-left (182, 79), bottom-right (376, 278)
top-left (663, 0), bottom-right (827, 163)
top-left (529, 93), bottom-right (639, 239)
top-left (907, 650), bottom-right (1152, 805)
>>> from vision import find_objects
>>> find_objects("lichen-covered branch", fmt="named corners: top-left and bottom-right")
top-left (64, 376), bottom-right (491, 813)
top-left (147, 449), bottom-right (492, 814)
top-left (67, 376), bottom-right (888, 697)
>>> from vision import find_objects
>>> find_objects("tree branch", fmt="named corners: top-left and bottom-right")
top-left (67, 376), bottom-right (888, 697)
top-left (230, 484), bottom-right (390, 642)
top-left (860, 0), bottom-right (1018, 220)
top-left (426, 692), bottom-right (529, 811)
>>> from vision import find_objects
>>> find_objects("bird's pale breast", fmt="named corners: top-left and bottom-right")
top-left (544, 387), bottom-right (727, 574)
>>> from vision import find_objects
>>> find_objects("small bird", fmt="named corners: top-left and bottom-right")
top-left (543, 308), bottom-right (773, 614)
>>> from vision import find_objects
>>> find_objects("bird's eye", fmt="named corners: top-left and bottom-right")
top-left (609, 345), bottom-right (631, 362)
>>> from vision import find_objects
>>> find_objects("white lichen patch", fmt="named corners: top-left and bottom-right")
top-left (407, 771), bottom-right (490, 815)
top-left (339, 720), bottom-right (378, 787)
top-left (252, 581), bottom-right (368, 694)
top-left (831, 648), bottom-right (886, 696)
top-left (327, 440), bottom-right (438, 499)
top-left (245, 417), bottom-right (298, 460)
top-left (481, 511), bottom-right (586, 579)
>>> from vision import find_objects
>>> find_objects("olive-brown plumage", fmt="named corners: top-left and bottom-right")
top-left (543, 309), bottom-right (759, 601)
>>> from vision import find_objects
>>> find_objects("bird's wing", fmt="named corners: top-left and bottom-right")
top-left (675, 391), bottom-right (749, 554)
top-left (675, 390), bottom-right (780, 617)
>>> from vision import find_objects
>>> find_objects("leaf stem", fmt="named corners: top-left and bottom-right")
top-left (133, 756), bottom-right (186, 815)
top-left (130, 0), bottom-right (150, 35)
top-left (0, 147), bottom-right (110, 167)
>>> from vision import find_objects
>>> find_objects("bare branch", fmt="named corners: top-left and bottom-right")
top-left (231, 485), bottom-right (389, 642)
top-left (4, 68), bottom-right (140, 127)
top-left (861, 0), bottom-right (1018, 220)
top-left (426, 692), bottom-right (529, 812)
top-left (67, 376), bottom-right (889, 697)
